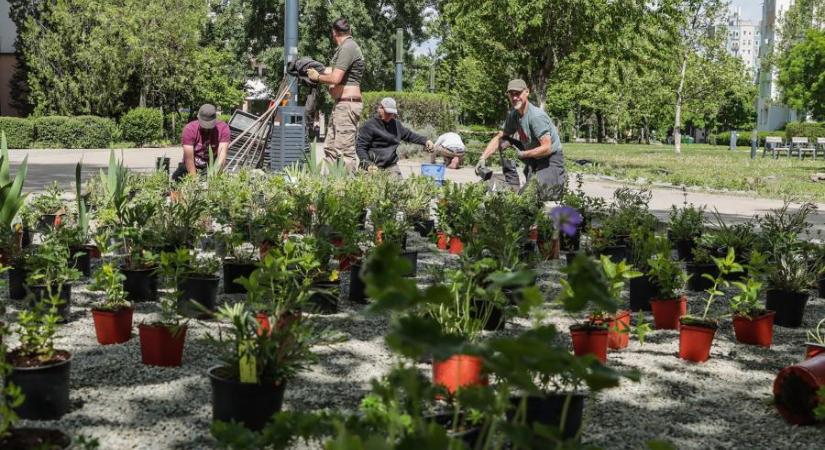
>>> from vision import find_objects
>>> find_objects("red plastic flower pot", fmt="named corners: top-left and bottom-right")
top-left (437, 232), bottom-right (448, 250)
top-left (448, 236), bottom-right (464, 255)
top-left (650, 297), bottom-right (687, 330)
top-left (732, 311), bottom-right (775, 348)
top-left (805, 343), bottom-right (825, 360)
top-left (679, 324), bottom-right (717, 363)
top-left (138, 324), bottom-right (187, 367)
top-left (606, 311), bottom-right (631, 350)
top-left (432, 355), bottom-right (488, 394)
top-left (337, 253), bottom-right (360, 271)
top-left (570, 328), bottom-right (608, 363)
top-left (528, 226), bottom-right (538, 242)
top-left (773, 354), bottom-right (825, 425)
top-left (92, 307), bottom-right (134, 345)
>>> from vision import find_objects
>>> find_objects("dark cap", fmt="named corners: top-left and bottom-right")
top-left (506, 79), bottom-right (528, 93)
top-left (197, 104), bottom-right (217, 129)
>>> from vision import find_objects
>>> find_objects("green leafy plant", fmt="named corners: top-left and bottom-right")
top-left (15, 294), bottom-right (63, 363)
top-left (729, 278), bottom-right (763, 319)
top-left (806, 318), bottom-right (825, 345)
top-left (0, 323), bottom-right (24, 440)
top-left (681, 248), bottom-right (742, 327)
top-left (766, 250), bottom-right (813, 293)
top-left (646, 251), bottom-right (689, 300)
top-left (25, 235), bottom-right (81, 288)
top-left (0, 132), bottom-right (28, 258)
top-left (89, 263), bottom-right (130, 312)
top-left (668, 199), bottom-right (705, 242)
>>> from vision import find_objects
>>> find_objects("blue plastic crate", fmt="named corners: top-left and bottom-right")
top-left (420, 163), bottom-right (446, 185)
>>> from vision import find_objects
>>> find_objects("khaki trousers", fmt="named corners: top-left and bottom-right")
top-left (324, 101), bottom-right (362, 172)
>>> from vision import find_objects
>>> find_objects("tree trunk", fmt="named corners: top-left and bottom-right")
top-left (596, 112), bottom-right (605, 143)
top-left (673, 49), bottom-right (689, 154)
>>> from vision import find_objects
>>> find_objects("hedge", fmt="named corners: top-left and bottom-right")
top-left (34, 116), bottom-right (119, 148)
top-left (121, 107), bottom-right (164, 146)
top-left (0, 117), bottom-right (34, 148)
top-left (361, 92), bottom-right (456, 134)
top-left (785, 121), bottom-right (825, 143)
top-left (714, 131), bottom-right (786, 147)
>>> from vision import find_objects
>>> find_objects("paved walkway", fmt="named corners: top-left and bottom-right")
top-left (10, 147), bottom-right (825, 232)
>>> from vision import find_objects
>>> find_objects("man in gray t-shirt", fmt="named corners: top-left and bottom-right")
top-left (478, 78), bottom-right (566, 191)
top-left (307, 18), bottom-right (366, 172)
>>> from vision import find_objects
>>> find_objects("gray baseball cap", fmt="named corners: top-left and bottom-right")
top-left (506, 79), bottom-right (528, 93)
top-left (380, 97), bottom-right (398, 115)
top-left (197, 104), bottom-right (218, 129)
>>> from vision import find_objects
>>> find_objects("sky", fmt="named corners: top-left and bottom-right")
top-left (729, 0), bottom-right (763, 22)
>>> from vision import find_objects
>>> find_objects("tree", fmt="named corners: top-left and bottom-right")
top-left (440, 0), bottom-right (655, 110)
top-left (778, 29), bottom-right (825, 121)
top-left (664, 0), bottom-right (727, 154)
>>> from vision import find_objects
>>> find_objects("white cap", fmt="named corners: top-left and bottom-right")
top-left (380, 97), bottom-right (398, 115)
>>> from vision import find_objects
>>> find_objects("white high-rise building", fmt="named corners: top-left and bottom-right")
top-left (725, 7), bottom-right (761, 79)
top-left (757, 0), bottom-right (800, 131)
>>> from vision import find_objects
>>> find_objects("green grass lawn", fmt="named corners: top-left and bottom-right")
top-left (559, 143), bottom-right (825, 201)
top-left (458, 142), bottom-right (825, 201)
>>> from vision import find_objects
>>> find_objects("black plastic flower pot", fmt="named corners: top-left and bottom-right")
top-left (430, 412), bottom-right (482, 448)
top-left (765, 289), bottom-right (809, 328)
top-left (9, 350), bottom-right (72, 420)
top-left (36, 214), bottom-right (65, 232)
top-left (8, 263), bottom-right (27, 300)
top-left (121, 266), bottom-right (159, 302)
top-left (560, 232), bottom-right (581, 252)
top-left (29, 284), bottom-right (72, 322)
top-left (69, 245), bottom-right (91, 277)
top-left (818, 278), bottom-right (825, 299)
top-left (0, 428), bottom-right (72, 449)
top-left (471, 299), bottom-right (505, 331)
top-left (349, 263), bottom-right (368, 304)
top-left (179, 275), bottom-right (220, 317)
top-left (599, 245), bottom-right (628, 264)
top-left (413, 219), bottom-right (435, 237)
top-left (507, 393), bottom-right (585, 443)
top-left (686, 263), bottom-right (718, 292)
top-left (208, 365), bottom-right (286, 432)
top-left (628, 275), bottom-right (655, 312)
top-left (307, 281), bottom-right (339, 314)
top-left (156, 156), bottom-right (171, 174)
top-left (21, 227), bottom-right (31, 248)
top-left (565, 251), bottom-right (576, 266)
top-left (222, 260), bottom-right (256, 294)
top-left (675, 238), bottom-right (696, 261)
top-left (400, 250), bottom-right (418, 277)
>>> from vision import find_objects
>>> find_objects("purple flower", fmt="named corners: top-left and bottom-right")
top-left (551, 205), bottom-right (583, 237)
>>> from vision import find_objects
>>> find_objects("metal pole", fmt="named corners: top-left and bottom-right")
top-left (284, 0), bottom-right (299, 106)
top-left (429, 58), bottom-right (435, 92)
top-left (750, 128), bottom-right (757, 159)
top-left (395, 28), bottom-right (403, 92)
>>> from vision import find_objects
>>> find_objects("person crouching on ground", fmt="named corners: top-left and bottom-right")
top-left (355, 97), bottom-right (434, 177)
top-left (430, 132), bottom-right (466, 169)
top-left (173, 104), bottom-right (229, 181)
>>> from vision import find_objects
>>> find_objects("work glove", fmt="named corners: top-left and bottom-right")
top-left (367, 165), bottom-right (378, 173)
top-left (476, 157), bottom-right (487, 168)
top-left (424, 140), bottom-right (435, 152)
top-left (307, 68), bottom-right (321, 82)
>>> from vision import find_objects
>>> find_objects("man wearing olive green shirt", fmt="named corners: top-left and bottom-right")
top-left (308, 18), bottom-right (365, 172)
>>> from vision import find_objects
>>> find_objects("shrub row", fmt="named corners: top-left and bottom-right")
top-left (785, 121), bottom-right (825, 143)
top-left (32, 116), bottom-right (121, 149)
top-left (361, 92), bottom-right (457, 134)
top-left (712, 131), bottom-right (787, 147)
top-left (0, 117), bottom-right (35, 149)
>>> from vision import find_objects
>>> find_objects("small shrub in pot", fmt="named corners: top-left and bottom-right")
top-left (646, 250), bottom-right (689, 330)
top-left (89, 263), bottom-right (133, 345)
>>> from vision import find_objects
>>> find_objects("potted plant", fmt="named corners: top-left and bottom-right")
top-left (8, 294), bottom-right (72, 420)
top-left (219, 230), bottom-right (258, 294)
top-left (686, 240), bottom-right (719, 292)
top-left (139, 250), bottom-right (188, 366)
top-left (730, 277), bottom-right (774, 348)
top-left (764, 245), bottom-right (812, 328)
top-left (590, 255), bottom-right (643, 351)
top-left (0, 133), bottom-right (29, 266)
top-left (402, 176), bottom-right (438, 237)
top-left (592, 188), bottom-right (657, 263)
top-left (153, 176), bottom-right (209, 251)
top-left (559, 174), bottom-right (605, 251)
top-left (668, 198), bottom-right (705, 261)
top-left (206, 301), bottom-right (323, 431)
top-left (436, 182), bottom-right (486, 255)
top-left (647, 250), bottom-right (689, 330)
top-left (679, 249), bottom-right (741, 362)
top-left (29, 182), bottom-right (66, 232)
top-left (627, 230), bottom-right (667, 311)
top-left (805, 318), bottom-right (825, 359)
top-left (0, 322), bottom-right (71, 448)
top-left (174, 251), bottom-right (221, 317)
top-left (24, 236), bottom-right (81, 322)
top-left (89, 263), bottom-right (133, 345)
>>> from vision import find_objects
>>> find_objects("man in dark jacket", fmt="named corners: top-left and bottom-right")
top-left (356, 97), bottom-right (433, 176)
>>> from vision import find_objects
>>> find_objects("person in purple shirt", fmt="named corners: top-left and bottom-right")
top-left (172, 104), bottom-right (231, 181)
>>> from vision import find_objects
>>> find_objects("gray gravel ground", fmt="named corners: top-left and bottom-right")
top-left (4, 233), bottom-right (825, 449)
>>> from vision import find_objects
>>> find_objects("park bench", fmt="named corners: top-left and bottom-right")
top-left (763, 136), bottom-right (785, 159)
top-left (789, 137), bottom-right (817, 160)
top-left (818, 138), bottom-right (825, 157)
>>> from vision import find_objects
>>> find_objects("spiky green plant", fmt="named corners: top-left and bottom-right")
top-left (0, 132), bottom-right (29, 253)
